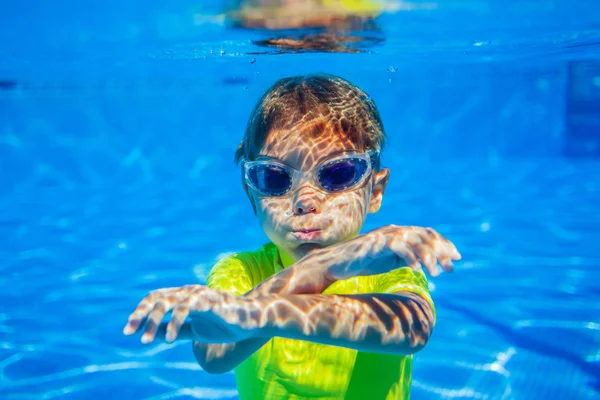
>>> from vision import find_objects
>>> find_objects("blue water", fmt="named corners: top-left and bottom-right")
top-left (1, 1), bottom-right (600, 399)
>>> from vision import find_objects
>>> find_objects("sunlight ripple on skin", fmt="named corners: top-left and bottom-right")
top-left (122, 75), bottom-right (461, 389)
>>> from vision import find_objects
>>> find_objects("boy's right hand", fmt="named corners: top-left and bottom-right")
top-left (251, 225), bottom-right (460, 297)
top-left (325, 225), bottom-right (461, 279)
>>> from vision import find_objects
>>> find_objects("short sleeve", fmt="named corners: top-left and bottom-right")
top-left (206, 255), bottom-right (254, 296)
top-left (375, 267), bottom-right (434, 310)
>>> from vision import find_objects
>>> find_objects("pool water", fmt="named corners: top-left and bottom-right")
top-left (1, 1), bottom-right (599, 399)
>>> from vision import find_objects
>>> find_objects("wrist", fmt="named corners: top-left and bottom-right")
top-left (247, 296), bottom-right (278, 338)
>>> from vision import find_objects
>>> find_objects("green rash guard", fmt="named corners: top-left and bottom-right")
top-left (205, 242), bottom-right (434, 400)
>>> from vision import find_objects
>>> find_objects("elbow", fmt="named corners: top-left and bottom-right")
top-left (403, 327), bottom-right (432, 355)
top-left (408, 335), bottom-right (430, 354)
top-left (381, 319), bottom-right (433, 356)
top-left (404, 302), bottom-right (435, 354)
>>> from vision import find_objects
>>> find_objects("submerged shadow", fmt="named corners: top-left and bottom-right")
top-left (249, 31), bottom-right (384, 54)
top-left (0, 80), bottom-right (18, 91)
top-left (438, 299), bottom-right (600, 393)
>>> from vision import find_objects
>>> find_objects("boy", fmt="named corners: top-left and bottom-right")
top-left (123, 73), bottom-right (460, 399)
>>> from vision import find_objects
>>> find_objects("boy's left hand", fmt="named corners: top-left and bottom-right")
top-left (123, 285), bottom-right (260, 344)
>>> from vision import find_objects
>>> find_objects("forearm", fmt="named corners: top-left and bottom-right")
top-left (254, 291), bottom-right (435, 355)
top-left (192, 287), bottom-right (268, 374)
top-left (249, 233), bottom-right (404, 297)
top-left (192, 280), bottom-right (284, 374)
top-left (194, 256), bottom-right (337, 373)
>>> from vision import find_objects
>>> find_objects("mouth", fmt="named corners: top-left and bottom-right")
top-left (291, 229), bottom-right (323, 241)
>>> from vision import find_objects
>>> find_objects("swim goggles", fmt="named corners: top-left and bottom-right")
top-left (243, 150), bottom-right (378, 197)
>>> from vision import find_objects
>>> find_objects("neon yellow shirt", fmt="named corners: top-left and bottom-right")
top-left (206, 242), bottom-right (434, 400)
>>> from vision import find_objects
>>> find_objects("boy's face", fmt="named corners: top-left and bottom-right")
top-left (245, 123), bottom-right (390, 261)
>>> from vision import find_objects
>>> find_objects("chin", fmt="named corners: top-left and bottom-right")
top-left (297, 242), bottom-right (325, 254)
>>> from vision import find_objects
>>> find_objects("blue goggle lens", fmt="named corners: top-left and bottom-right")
top-left (319, 158), bottom-right (368, 192)
top-left (247, 165), bottom-right (291, 196)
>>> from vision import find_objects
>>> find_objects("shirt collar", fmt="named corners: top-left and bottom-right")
top-left (278, 247), bottom-right (295, 268)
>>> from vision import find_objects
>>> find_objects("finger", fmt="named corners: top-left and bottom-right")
top-left (421, 228), bottom-right (461, 267)
top-left (438, 242), bottom-right (460, 267)
top-left (166, 304), bottom-right (191, 343)
top-left (141, 301), bottom-right (169, 344)
top-left (409, 242), bottom-right (439, 277)
top-left (429, 229), bottom-right (461, 260)
top-left (419, 228), bottom-right (445, 253)
top-left (437, 255), bottom-right (454, 273)
top-left (405, 232), bottom-right (439, 273)
top-left (389, 238), bottom-right (421, 271)
top-left (415, 230), bottom-right (454, 275)
top-left (421, 227), bottom-right (439, 242)
top-left (399, 230), bottom-right (428, 272)
top-left (448, 242), bottom-right (461, 260)
top-left (154, 322), bottom-right (194, 342)
top-left (123, 294), bottom-right (160, 335)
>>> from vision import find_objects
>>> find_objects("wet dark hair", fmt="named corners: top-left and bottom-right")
top-left (234, 73), bottom-right (385, 168)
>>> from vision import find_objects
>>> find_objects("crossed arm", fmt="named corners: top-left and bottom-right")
top-left (123, 225), bottom-right (460, 373)
top-left (193, 290), bottom-right (434, 373)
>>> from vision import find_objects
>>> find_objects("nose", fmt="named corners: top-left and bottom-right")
top-left (291, 185), bottom-right (321, 215)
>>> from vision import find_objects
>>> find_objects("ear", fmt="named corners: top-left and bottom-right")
top-left (243, 181), bottom-right (258, 215)
top-left (368, 168), bottom-right (389, 213)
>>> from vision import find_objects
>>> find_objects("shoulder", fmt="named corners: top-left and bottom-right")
top-left (206, 242), bottom-right (280, 294)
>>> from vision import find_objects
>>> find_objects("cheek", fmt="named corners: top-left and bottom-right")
top-left (326, 188), bottom-right (369, 215)
top-left (324, 189), bottom-right (370, 234)
top-left (256, 197), bottom-right (289, 227)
